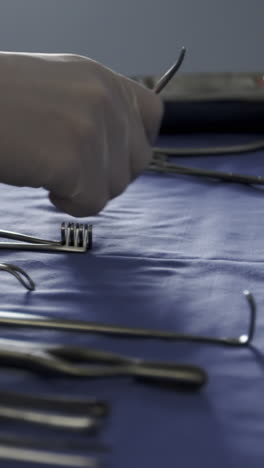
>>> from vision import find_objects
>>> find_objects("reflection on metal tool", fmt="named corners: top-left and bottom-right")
top-left (0, 291), bottom-right (255, 347)
top-left (0, 389), bottom-right (108, 417)
top-left (0, 432), bottom-right (109, 453)
top-left (0, 387), bottom-right (101, 433)
top-left (0, 222), bottom-right (92, 252)
top-left (153, 46), bottom-right (186, 94)
top-left (0, 404), bottom-right (99, 432)
top-left (0, 338), bottom-right (207, 389)
top-left (0, 444), bottom-right (98, 467)
top-left (0, 263), bottom-right (35, 291)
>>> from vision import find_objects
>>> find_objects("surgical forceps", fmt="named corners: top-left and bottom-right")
top-left (0, 338), bottom-right (207, 389)
top-left (0, 290), bottom-right (256, 347)
top-left (0, 222), bottom-right (92, 252)
top-left (152, 48), bottom-right (264, 184)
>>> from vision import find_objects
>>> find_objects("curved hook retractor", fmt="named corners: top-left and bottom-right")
top-left (0, 264), bottom-right (35, 291)
top-left (153, 46), bottom-right (186, 94)
top-left (169, 289), bottom-right (257, 347)
top-left (238, 290), bottom-right (256, 345)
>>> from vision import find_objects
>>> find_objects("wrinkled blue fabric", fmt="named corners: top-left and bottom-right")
top-left (0, 133), bottom-right (263, 467)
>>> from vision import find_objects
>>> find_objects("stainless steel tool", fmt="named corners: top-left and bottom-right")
top-left (0, 222), bottom-right (92, 252)
top-left (153, 46), bottom-right (186, 94)
top-left (0, 290), bottom-right (255, 347)
top-left (0, 432), bottom-right (109, 453)
top-left (0, 263), bottom-right (35, 290)
top-left (151, 47), bottom-right (264, 184)
top-left (0, 405), bottom-right (98, 432)
top-left (0, 338), bottom-right (207, 389)
top-left (0, 389), bottom-right (108, 417)
top-left (0, 444), bottom-right (98, 467)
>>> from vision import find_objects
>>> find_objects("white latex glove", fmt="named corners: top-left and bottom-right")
top-left (0, 52), bottom-right (163, 216)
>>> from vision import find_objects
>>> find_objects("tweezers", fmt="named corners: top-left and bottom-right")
top-left (0, 338), bottom-right (207, 389)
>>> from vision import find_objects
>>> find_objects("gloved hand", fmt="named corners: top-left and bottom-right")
top-left (0, 52), bottom-right (163, 216)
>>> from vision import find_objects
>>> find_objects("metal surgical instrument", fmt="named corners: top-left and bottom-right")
top-left (149, 152), bottom-right (264, 185)
top-left (0, 290), bottom-right (255, 347)
top-left (0, 263), bottom-right (35, 290)
top-left (0, 405), bottom-right (99, 433)
top-left (0, 338), bottom-right (207, 389)
top-left (154, 47), bottom-right (186, 94)
top-left (0, 433), bottom-right (109, 454)
top-left (153, 139), bottom-right (264, 157)
top-left (151, 48), bottom-right (264, 183)
top-left (0, 222), bottom-right (92, 252)
top-left (0, 445), bottom-right (98, 468)
top-left (0, 389), bottom-right (108, 418)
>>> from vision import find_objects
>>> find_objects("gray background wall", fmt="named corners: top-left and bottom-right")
top-left (0, 0), bottom-right (263, 75)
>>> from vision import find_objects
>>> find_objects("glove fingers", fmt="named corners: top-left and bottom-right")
top-left (49, 183), bottom-right (109, 217)
top-left (48, 130), bottom-right (109, 217)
